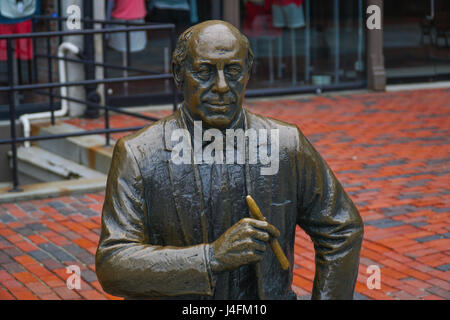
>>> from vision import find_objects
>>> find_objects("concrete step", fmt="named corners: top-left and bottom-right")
top-left (32, 122), bottom-right (114, 174)
top-left (9, 146), bottom-right (106, 184)
top-left (0, 177), bottom-right (106, 203)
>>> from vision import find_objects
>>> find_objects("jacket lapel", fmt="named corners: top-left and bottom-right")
top-left (243, 110), bottom-right (275, 300)
top-left (164, 110), bottom-right (207, 245)
top-left (243, 109), bottom-right (273, 225)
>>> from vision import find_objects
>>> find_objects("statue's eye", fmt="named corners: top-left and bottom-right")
top-left (196, 67), bottom-right (211, 80)
top-left (225, 66), bottom-right (242, 79)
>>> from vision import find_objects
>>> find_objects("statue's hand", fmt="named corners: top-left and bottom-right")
top-left (209, 218), bottom-right (280, 273)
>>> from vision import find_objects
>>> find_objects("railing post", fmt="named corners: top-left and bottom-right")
top-left (45, 19), bottom-right (56, 125)
top-left (31, 19), bottom-right (38, 84)
top-left (7, 39), bottom-right (23, 192)
top-left (170, 26), bottom-right (177, 113)
top-left (83, 0), bottom-right (100, 118)
top-left (102, 25), bottom-right (110, 147)
top-left (124, 20), bottom-right (130, 96)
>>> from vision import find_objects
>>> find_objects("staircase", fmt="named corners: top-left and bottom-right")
top-left (3, 121), bottom-right (115, 202)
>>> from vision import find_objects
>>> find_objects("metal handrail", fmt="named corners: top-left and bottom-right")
top-left (1, 19), bottom-right (177, 192)
top-left (0, 74), bottom-right (173, 92)
top-left (0, 24), bottom-right (176, 39)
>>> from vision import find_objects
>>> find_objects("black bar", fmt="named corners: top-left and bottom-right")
top-left (57, 1), bottom-right (63, 45)
top-left (244, 81), bottom-right (367, 97)
top-left (102, 30), bottom-right (110, 146)
top-left (107, 92), bottom-right (183, 107)
top-left (83, 0), bottom-right (100, 118)
top-left (0, 126), bottom-right (147, 145)
top-left (34, 15), bottom-right (160, 26)
top-left (6, 39), bottom-right (22, 192)
top-left (27, 56), bottom-right (32, 84)
top-left (125, 20), bottom-right (131, 95)
top-left (46, 19), bottom-right (55, 125)
top-left (0, 73), bottom-right (173, 92)
top-left (17, 52), bottom-right (23, 86)
top-left (0, 25), bottom-right (176, 40)
top-left (31, 19), bottom-right (38, 84)
top-left (126, 20), bottom-right (131, 65)
top-left (170, 25), bottom-right (177, 112)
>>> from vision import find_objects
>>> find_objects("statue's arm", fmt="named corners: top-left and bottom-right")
top-left (95, 138), bottom-right (214, 298)
top-left (294, 128), bottom-right (364, 300)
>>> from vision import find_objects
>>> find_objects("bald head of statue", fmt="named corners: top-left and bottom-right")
top-left (171, 20), bottom-right (254, 130)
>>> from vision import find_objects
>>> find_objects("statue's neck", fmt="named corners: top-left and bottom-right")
top-left (181, 104), bottom-right (245, 136)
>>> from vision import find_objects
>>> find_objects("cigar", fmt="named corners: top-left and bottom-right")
top-left (246, 195), bottom-right (290, 270)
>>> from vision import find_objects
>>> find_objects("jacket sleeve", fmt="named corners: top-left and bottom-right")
top-left (95, 138), bottom-right (214, 298)
top-left (295, 128), bottom-right (364, 300)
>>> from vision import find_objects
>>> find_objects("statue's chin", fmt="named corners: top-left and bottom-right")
top-left (201, 105), bottom-right (242, 130)
top-left (202, 115), bottom-right (233, 130)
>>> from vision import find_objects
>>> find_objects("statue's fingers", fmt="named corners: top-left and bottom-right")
top-left (250, 229), bottom-right (270, 243)
top-left (265, 223), bottom-right (281, 238)
top-left (233, 238), bottom-right (265, 252)
top-left (250, 220), bottom-right (280, 238)
top-left (241, 249), bottom-right (264, 264)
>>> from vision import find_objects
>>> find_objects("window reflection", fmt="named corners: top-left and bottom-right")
top-left (241, 0), bottom-right (366, 90)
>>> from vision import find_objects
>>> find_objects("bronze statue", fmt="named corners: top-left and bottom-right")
top-left (95, 20), bottom-right (364, 300)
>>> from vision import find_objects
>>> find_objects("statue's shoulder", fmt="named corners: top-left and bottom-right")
top-left (245, 109), bottom-right (304, 152)
top-left (245, 108), bottom-right (300, 135)
top-left (116, 110), bottom-right (181, 156)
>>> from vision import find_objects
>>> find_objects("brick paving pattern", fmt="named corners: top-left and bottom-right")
top-left (0, 88), bottom-right (449, 300)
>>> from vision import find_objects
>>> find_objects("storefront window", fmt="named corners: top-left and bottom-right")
top-left (241, 0), bottom-right (366, 92)
top-left (105, 0), bottom-right (367, 106)
top-left (384, 0), bottom-right (450, 83)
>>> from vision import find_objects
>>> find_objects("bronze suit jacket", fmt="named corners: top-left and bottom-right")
top-left (95, 108), bottom-right (364, 300)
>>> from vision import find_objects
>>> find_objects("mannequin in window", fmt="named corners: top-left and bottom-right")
top-left (106, 0), bottom-right (147, 95)
top-left (267, 0), bottom-right (305, 29)
top-left (266, 0), bottom-right (305, 84)
top-left (147, 0), bottom-right (198, 36)
top-left (243, 0), bottom-right (282, 82)
top-left (106, 0), bottom-right (147, 53)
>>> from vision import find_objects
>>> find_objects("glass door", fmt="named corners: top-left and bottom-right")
top-left (384, 0), bottom-right (450, 83)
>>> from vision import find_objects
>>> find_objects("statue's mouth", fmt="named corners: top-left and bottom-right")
top-left (203, 102), bottom-right (234, 113)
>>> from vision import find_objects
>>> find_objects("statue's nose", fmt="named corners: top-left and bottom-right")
top-left (212, 69), bottom-right (229, 94)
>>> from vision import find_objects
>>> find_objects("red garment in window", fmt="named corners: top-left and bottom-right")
top-left (244, 1), bottom-right (267, 31)
top-left (244, 1), bottom-right (282, 37)
top-left (0, 19), bottom-right (33, 61)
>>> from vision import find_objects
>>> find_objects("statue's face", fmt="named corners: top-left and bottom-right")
top-left (182, 24), bottom-right (250, 129)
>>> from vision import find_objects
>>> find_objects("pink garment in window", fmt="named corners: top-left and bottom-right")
top-left (111, 0), bottom-right (146, 20)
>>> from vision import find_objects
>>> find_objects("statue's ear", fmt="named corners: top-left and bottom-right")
top-left (246, 48), bottom-right (254, 79)
top-left (172, 62), bottom-right (183, 90)
top-left (246, 62), bottom-right (253, 80)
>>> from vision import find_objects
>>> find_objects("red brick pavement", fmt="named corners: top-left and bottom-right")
top-left (1, 88), bottom-right (449, 300)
